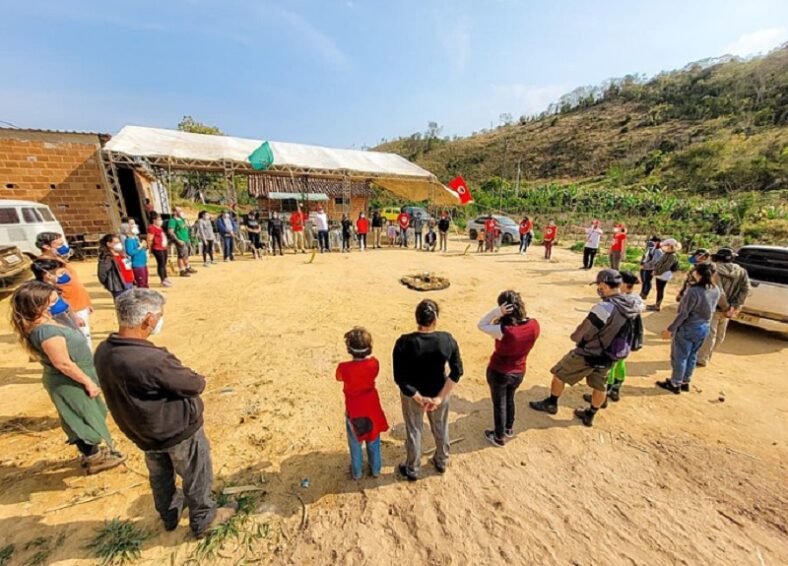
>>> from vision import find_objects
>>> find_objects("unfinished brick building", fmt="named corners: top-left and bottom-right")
top-left (0, 128), bottom-right (119, 236)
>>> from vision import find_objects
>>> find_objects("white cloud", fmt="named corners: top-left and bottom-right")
top-left (490, 84), bottom-right (568, 117)
top-left (724, 27), bottom-right (787, 57)
top-left (274, 8), bottom-right (351, 71)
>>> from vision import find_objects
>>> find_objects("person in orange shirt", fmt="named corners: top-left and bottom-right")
top-left (35, 232), bottom-right (94, 349)
top-left (518, 216), bottom-right (533, 255)
top-left (543, 221), bottom-right (558, 260)
top-left (290, 206), bottom-right (307, 254)
top-left (356, 212), bottom-right (370, 252)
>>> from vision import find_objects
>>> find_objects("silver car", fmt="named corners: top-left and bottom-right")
top-left (467, 215), bottom-right (520, 244)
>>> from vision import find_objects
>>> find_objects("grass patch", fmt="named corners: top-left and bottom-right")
top-left (87, 518), bottom-right (150, 565)
top-left (0, 545), bottom-right (14, 566)
top-left (190, 494), bottom-right (261, 562)
top-left (22, 532), bottom-right (65, 566)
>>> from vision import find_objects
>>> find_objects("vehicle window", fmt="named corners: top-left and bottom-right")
top-left (22, 208), bottom-right (42, 223)
top-left (474, 217), bottom-right (486, 224)
top-left (37, 207), bottom-right (55, 221)
top-left (499, 217), bottom-right (516, 226)
top-left (735, 248), bottom-right (788, 286)
top-left (0, 208), bottom-right (20, 224)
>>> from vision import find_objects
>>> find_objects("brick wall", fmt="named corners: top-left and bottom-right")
top-left (0, 130), bottom-right (113, 236)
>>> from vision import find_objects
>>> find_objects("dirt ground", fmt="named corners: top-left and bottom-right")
top-left (0, 239), bottom-right (786, 566)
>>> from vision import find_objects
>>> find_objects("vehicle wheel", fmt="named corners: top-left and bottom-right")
top-left (503, 233), bottom-right (513, 244)
top-left (469, 229), bottom-right (477, 240)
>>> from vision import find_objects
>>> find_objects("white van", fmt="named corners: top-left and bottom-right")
top-left (0, 200), bottom-right (66, 257)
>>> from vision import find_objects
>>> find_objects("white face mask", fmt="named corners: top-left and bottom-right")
top-left (131, 226), bottom-right (140, 235)
top-left (112, 243), bottom-right (123, 252)
top-left (151, 315), bottom-right (164, 336)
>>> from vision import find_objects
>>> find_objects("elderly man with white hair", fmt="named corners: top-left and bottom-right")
top-left (94, 289), bottom-right (236, 538)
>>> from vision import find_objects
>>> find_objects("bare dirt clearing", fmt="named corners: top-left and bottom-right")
top-left (0, 242), bottom-right (786, 565)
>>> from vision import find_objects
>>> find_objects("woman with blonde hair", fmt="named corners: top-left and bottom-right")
top-left (10, 281), bottom-right (125, 474)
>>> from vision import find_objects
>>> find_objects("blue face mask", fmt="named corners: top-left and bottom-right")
top-left (56, 273), bottom-right (71, 285)
top-left (55, 244), bottom-right (70, 256)
top-left (49, 297), bottom-right (69, 316)
top-left (688, 256), bottom-right (698, 265)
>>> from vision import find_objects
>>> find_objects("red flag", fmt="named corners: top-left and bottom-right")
top-left (447, 176), bottom-right (473, 205)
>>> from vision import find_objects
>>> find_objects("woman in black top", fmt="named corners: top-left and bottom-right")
top-left (245, 211), bottom-right (264, 259)
top-left (340, 214), bottom-right (353, 253)
top-left (392, 299), bottom-right (463, 481)
top-left (371, 211), bottom-right (383, 249)
top-left (267, 212), bottom-right (284, 256)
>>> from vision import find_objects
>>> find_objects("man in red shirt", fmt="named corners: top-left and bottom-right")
top-left (397, 209), bottom-right (411, 248)
top-left (356, 212), bottom-right (370, 251)
top-left (518, 216), bottom-right (533, 255)
top-left (290, 206), bottom-right (307, 254)
top-left (609, 223), bottom-right (627, 271)
top-left (543, 221), bottom-right (558, 260)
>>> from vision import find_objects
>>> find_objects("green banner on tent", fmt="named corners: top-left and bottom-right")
top-left (248, 141), bottom-right (274, 170)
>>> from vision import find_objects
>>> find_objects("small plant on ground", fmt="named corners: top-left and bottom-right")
top-left (190, 494), bottom-right (261, 562)
top-left (0, 544), bottom-right (14, 566)
top-left (87, 518), bottom-right (150, 565)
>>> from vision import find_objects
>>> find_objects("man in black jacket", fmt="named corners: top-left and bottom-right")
top-left (94, 289), bottom-right (237, 538)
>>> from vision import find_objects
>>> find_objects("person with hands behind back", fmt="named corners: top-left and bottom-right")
top-left (393, 299), bottom-right (463, 481)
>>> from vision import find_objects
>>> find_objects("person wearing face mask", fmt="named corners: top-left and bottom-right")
top-left (530, 269), bottom-right (641, 427)
top-left (195, 211), bottom-right (217, 266)
top-left (356, 211), bottom-right (370, 251)
top-left (609, 223), bottom-right (627, 271)
top-left (168, 207), bottom-right (197, 277)
top-left (215, 210), bottom-right (238, 261)
top-left (98, 233), bottom-right (134, 299)
top-left (146, 213), bottom-right (173, 288)
top-left (10, 281), bottom-right (125, 474)
top-left (582, 219), bottom-right (604, 269)
top-left (30, 259), bottom-right (85, 332)
top-left (268, 211), bottom-right (285, 256)
top-left (94, 289), bottom-right (238, 538)
top-left (639, 236), bottom-right (662, 300)
top-left (35, 231), bottom-right (94, 334)
top-left (123, 220), bottom-right (149, 288)
top-left (645, 238), bottom-right (682, 312)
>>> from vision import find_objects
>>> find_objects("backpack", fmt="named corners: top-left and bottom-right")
top-left (602, 308), bottom-right (641, 361)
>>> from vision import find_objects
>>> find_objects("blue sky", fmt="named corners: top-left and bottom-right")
top-left (1, 0), bottom-right (786, 148)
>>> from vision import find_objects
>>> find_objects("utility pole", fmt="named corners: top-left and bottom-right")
top-left (515, 159), bottom-right (521, 198)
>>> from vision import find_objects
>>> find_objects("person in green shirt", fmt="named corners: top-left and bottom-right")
top-left (10, 281), bottom-right (126, 475)
top-left (167, 207), bottom-right (197, 278)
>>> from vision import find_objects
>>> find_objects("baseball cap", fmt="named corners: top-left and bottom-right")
top-left (691, 248), bottom-right (710, 257)
top-left (661, 238), bottom-right (682, 250)
top-left (712, 247), bottom-right (737, 261)
top-left (590, 268), bottom-right (622, 286)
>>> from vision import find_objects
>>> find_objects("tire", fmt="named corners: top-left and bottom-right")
top-left (503, 233), bottom-right (513, 245)
top-left (469, 229), bottom-right (478, 240)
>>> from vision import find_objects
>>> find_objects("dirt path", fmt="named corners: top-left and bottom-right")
top-left (0, 241), bottom-right (786, 565)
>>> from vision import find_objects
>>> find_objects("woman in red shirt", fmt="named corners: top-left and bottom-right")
top-left (543, 221), bottom-right (558, 260)
top-left (146, 213), bottom-right (173, 288)
top-left (477, 290), bottom-right (540, 447)
top-left (356, 212), bottom-right (370, 252)
top-left (609, 223), bottom-right (627, 271)
top-left (484, 216), bottom-right (497, 252)
top-left (336, 327), bottom-right (388, 479)
top-left (396, 210), bottom-right (410, 248)
top-left (97, 234), bottom-right (134, 299)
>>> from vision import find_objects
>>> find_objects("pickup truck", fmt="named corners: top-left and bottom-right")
top-left (733, 245), bottom-right (788, 334)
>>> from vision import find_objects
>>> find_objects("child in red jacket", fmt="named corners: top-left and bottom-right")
top-left (336, 327), bottom-right (388, 479)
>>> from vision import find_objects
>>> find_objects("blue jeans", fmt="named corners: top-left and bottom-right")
top-left (345, 417), bottom-right (381, 479)
top-left (222, 235), bottom-right (234, 260)
top-left (640, 269), bottom-right (653, 298)
top-left (670, 322), bottom-right (710, 385)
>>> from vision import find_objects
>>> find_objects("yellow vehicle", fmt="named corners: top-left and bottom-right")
top-left (380, 206), bottom-right (402, 222)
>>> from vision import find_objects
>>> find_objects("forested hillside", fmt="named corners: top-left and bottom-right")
top-left (376, 46), bottom-right (788, 245)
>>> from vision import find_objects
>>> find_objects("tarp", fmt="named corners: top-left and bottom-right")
top-left (104, 126), bottom-right (459, 205)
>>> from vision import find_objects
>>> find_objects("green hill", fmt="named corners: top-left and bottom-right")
top-left (376, 46), bottom-right (788, 246)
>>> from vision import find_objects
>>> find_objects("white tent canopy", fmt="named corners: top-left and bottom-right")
top-left (104, 125), bottom-right (458, 205)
